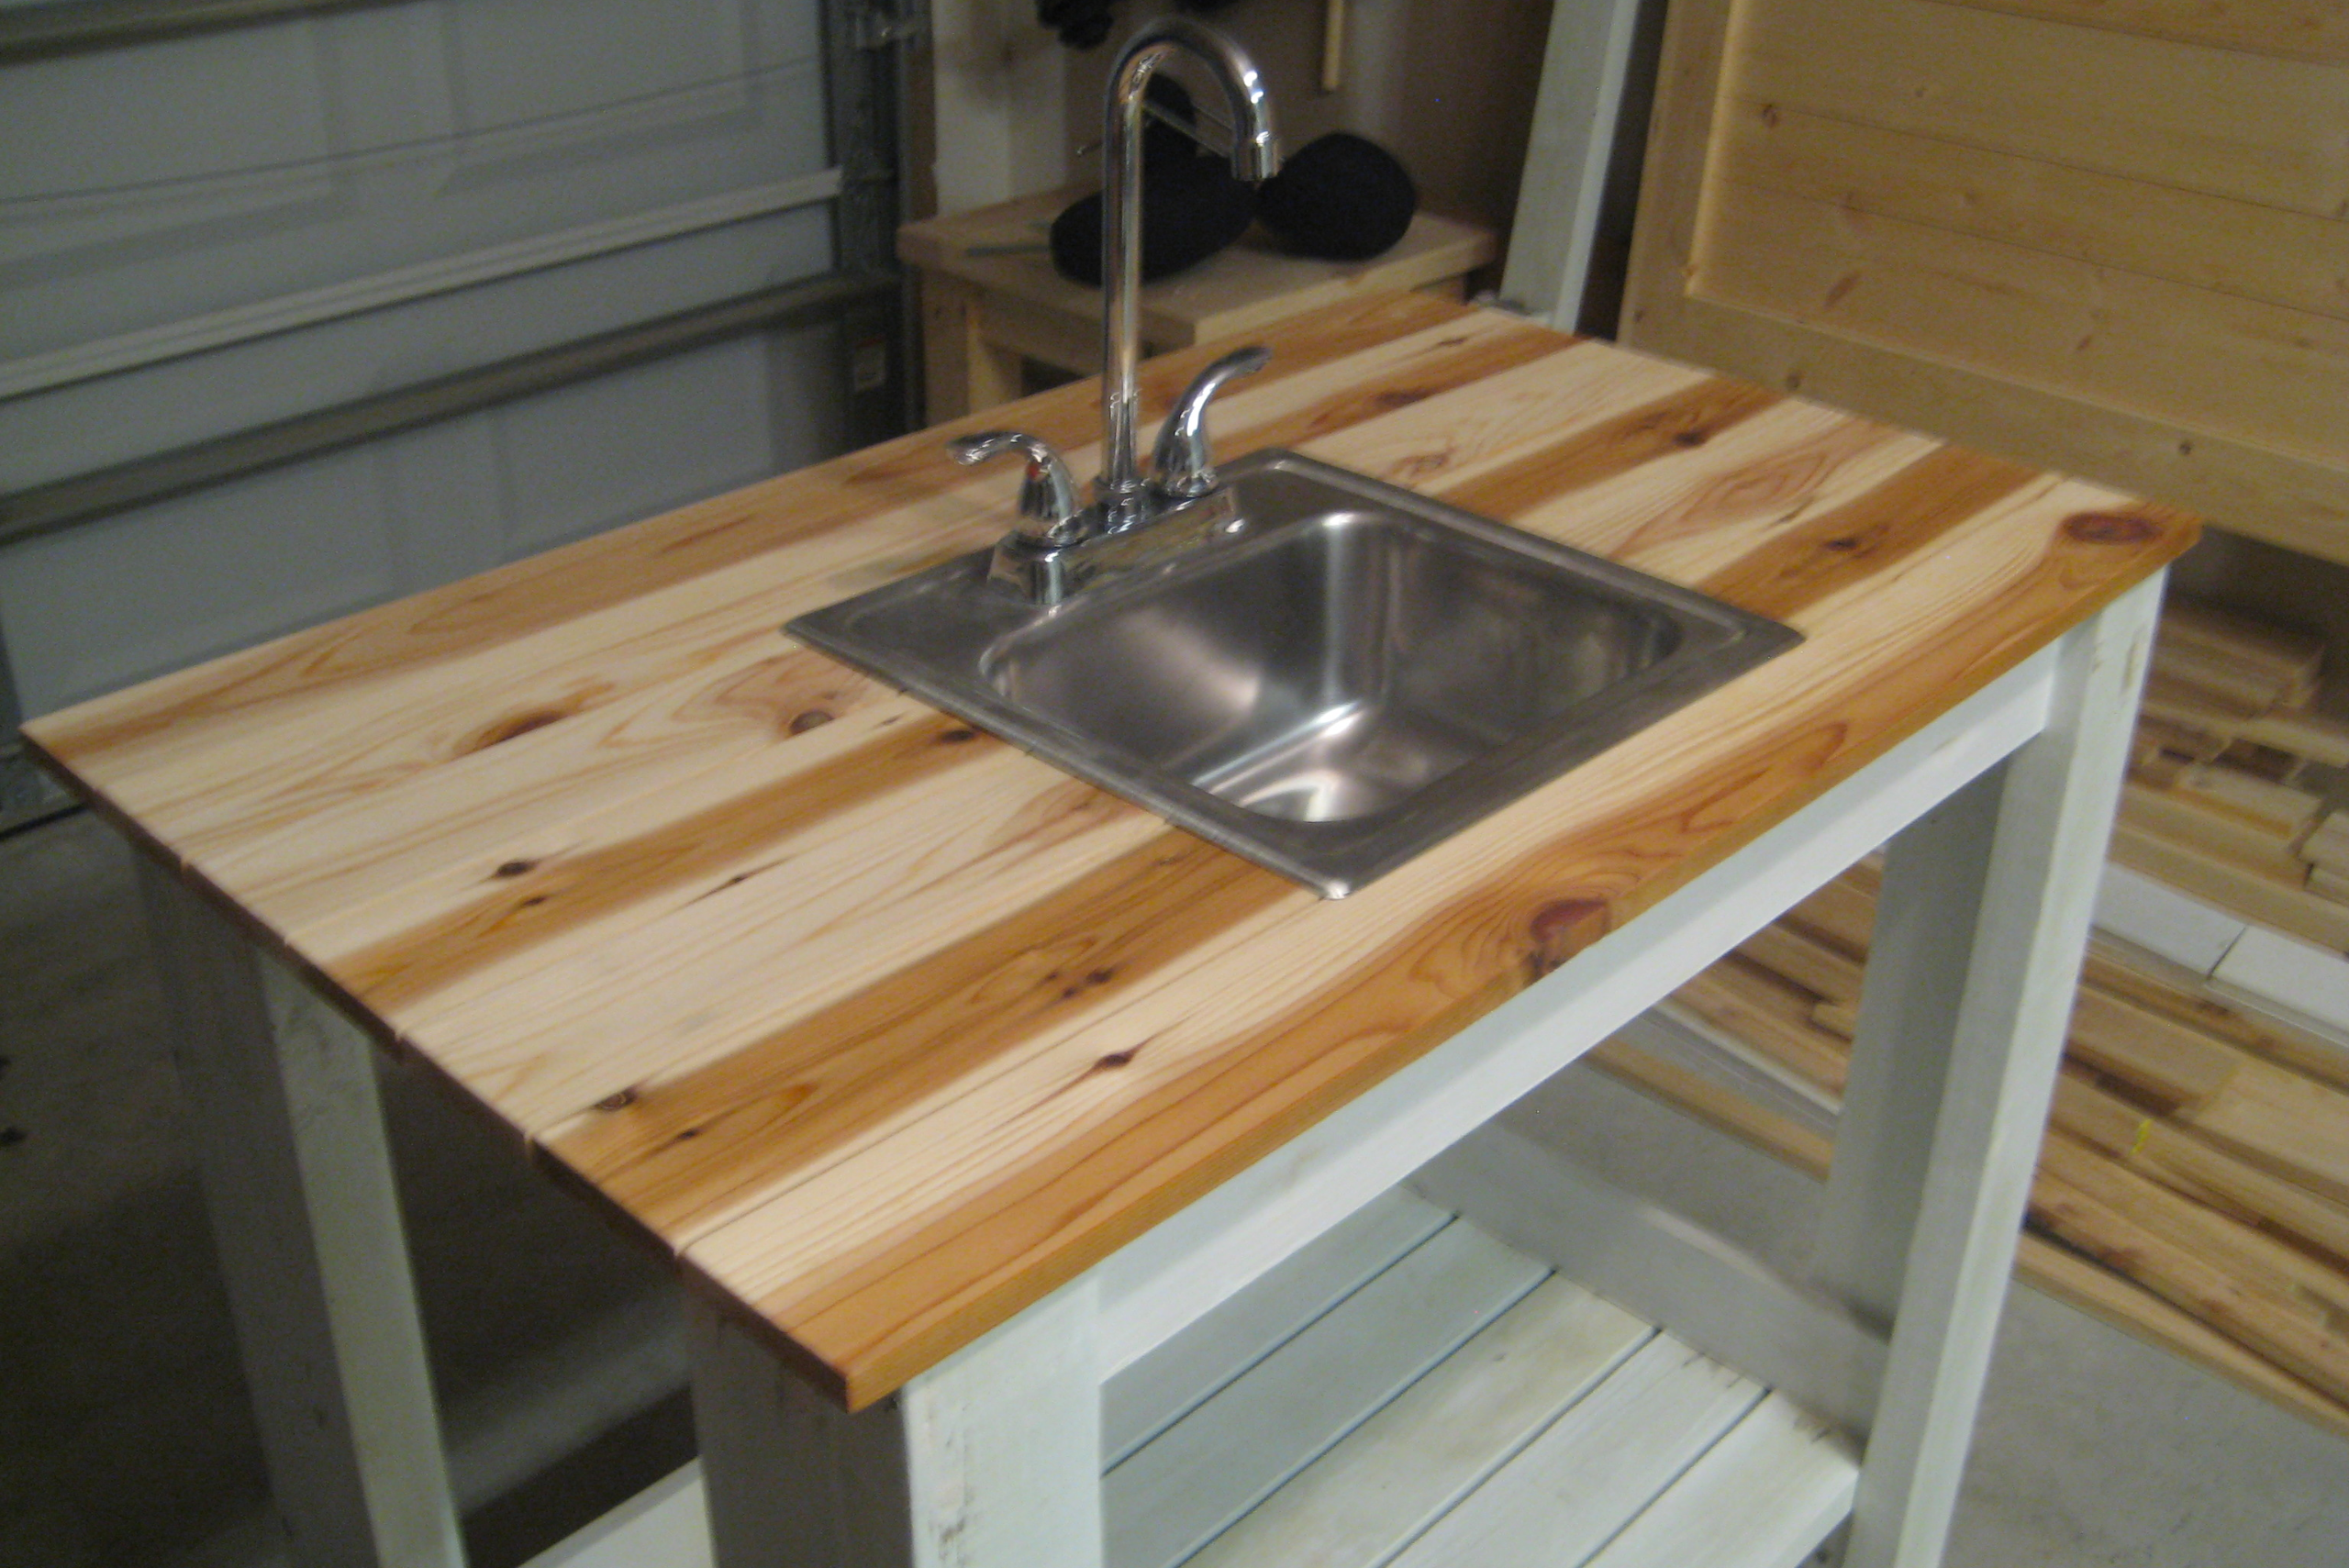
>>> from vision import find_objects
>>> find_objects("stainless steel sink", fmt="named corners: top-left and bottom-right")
top-left (787, 450), bottom-right (1799, 896)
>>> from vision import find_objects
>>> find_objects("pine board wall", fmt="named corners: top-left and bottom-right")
top-left (1620, 0), bottom-right (2349, 568)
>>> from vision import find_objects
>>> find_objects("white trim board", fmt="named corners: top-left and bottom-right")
top-left (2096, 862), bottom-right (2349, 1040)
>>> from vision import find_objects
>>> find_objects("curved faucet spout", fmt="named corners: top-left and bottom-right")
top-left (1097, 17), bottom-right (1280, 528)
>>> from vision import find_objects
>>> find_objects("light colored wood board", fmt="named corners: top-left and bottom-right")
top-left (1735, 0), bottom-right (2349, 219)
top-left (1737, 919), bottom-right (1865, 1003)
top-left (522, 1464), bottom-right (709, 1568)
top-left (1588, 1035), bottom-right (1836, 1180)
top-left (2121, 781), bottom-right (2313, 881)
top-left (2032, 1134), bottom-right (2349, 1406)
top-left (2216, 926), bottom-right (2349, 1039)
top-left (1417, 1123), bottom-right (1889, 1434)
top-left (1621, 0), bottom-right (2349, 564)
top-left (1664, 293), bottom-right (2349, 563)
top-left (1386, 1337), bottom-right (1764, 1568)
top-left (1181, 1278), bottom-right (1655, 1568)
top-left (2017, 1232), bottom-right (2349, 1444)
top-left (2043, 1125), bottom-right (2349, 1326)
top-left (1655, 997), bottom-right (1844, 1113)
top-left (1697, 178), bottom-right (2349, 471)
top-left (2088, 936), bottom-right (2349, 1091)
top-left (1100, 1187), bottom-right (1449, 1466)
top-left (2251, 710), bottom-right (2349, 770)
top-left (2054, 1069), bottom-right (2349, 1267)
top-left (1447, 397), bottom-right (1949, 589)
top-left (1102, 1219), bottom-right (1546, 1568)
top-left (2153, 640), bottom-right (2308, 715)
top-left (2176, 1052), bottom-right (2349, 1209)
top-left (1672, 956), bottom-right (1849, 1093)
top-left (2140, 669), bottom-right (2266, 731)
top-left (2312, 867), bottom-right (2349, 902)
top-left (2308, 810), bottom-right (2349, 870)
top-left (2112, 822), bottom-right (2349, 952)
top-left (2160, 599), bottom-right (2329, 697)
top-left (1577, 1392), bottom-right (1858, 1568)
top-left (360, 754), bottom-right (1167, 1135)
top-left (1948, 0), bottom-right (2349, 61)
top-left (1715, 96), bottom-right (2349, 324)
top-left (2066, 984), bottom-right (2239, 1106)
top-left (2170, 762), bottom-right (2327, 837)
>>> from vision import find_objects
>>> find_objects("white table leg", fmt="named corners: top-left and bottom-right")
top-left (1816, 573), bottom-right (2164, 1568)
top-left (688, 1281), bottom-right (1104, 1568)
top-left (139, 864), bottom-right (465, 1568)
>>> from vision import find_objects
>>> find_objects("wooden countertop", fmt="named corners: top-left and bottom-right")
top-left (25, 295), bottom-right (2195, 1410)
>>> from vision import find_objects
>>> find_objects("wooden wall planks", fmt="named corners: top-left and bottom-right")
top-left (1623, 0), bottom-right (2349, 564)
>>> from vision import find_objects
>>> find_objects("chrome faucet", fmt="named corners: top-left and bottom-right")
top-left (952, 17), bottom-right (1282, 606)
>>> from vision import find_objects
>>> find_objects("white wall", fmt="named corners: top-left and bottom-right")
top-left (0, 0), bottom-right (848, 716)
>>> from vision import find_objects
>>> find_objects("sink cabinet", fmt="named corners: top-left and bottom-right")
top-left (26, 294), bottom-right (2188, 1568)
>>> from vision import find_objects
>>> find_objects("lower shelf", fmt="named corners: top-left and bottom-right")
top-left (525, 1190), bottom-right (1855, 1568)
top-left (1105, 1190), bottom-right (1856, 1568)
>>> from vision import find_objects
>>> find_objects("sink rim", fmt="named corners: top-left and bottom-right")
top-left (786, 449), bottom-right (1802, 897)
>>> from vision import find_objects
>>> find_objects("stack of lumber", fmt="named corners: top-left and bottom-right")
top-left (1595, 860), bottom-right (2349, 1440)
top-left (2121, 598), bottom-right (2349, 951)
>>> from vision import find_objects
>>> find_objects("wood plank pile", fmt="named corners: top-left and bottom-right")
top-left (2121, 597), bottom-right (2349, 952)
top-left (1595, 858), bottom-right (2349, 1440)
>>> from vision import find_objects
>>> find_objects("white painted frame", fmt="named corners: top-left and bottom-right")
top-left (138, 867), bottom-right (464, 1568)
top-left (1498, 0), bottom-right (1648, 329)
top-left (143, 575), bottom-right (2161, 1568)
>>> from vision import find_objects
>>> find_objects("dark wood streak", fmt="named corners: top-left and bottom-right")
top-left (334, 714), bottom-right (991, 1013)
top-left (1698, 447), bottom-right (2042, 621)
top-left (548, 832), bottom-right (1298, 1240)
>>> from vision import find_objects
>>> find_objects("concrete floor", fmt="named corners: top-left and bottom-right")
top-left (6, 806), bottom-right (2347, 1565)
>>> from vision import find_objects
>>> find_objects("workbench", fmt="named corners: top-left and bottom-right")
top-left (900, 186), bottom-right (1494, 421)
top-left (26, 293), bottom-right (2193, 1568)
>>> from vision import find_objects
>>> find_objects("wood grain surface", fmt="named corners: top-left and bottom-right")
top-left (1621, 0), bottom-right (2349, 563)
top-left (25, 293), bottom-right (2195, 1408)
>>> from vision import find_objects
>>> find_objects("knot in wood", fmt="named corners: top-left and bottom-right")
top-left (1530, 898), bottom-right (1610, 974)
top-left (2062, 512), bottom-right (2160, 545)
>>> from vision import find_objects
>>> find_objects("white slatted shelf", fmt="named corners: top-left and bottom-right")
top-left (1106, 1200), bottom-right (1859, 1568)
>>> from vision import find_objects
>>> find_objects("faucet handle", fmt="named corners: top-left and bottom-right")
top-left (1152, 345), bottom-right (1272, 501)
top-left (950, 430), bottom-right (1084, 545)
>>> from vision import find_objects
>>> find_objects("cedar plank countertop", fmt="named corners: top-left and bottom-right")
top-left (25, 295), bottom-right (2196, 1410)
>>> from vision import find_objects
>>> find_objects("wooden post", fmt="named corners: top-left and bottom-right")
top-left (1819, 573), bottom-right (2165, 1568)
top-left (918, 273), bottom-right (1023, 423)
top-left (688, 1281), bottom-right (1104, 1568)
top-left (138, 864), bottom-right (464, 1568)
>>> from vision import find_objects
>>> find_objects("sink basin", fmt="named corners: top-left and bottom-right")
top-left (787, 450), bottom-right (1799, 896)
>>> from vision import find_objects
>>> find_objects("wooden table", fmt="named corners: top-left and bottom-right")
top-left (28, 293), bottom-right (2193, 1568)
top-left (900, 185), bottom-right (1496, 421)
